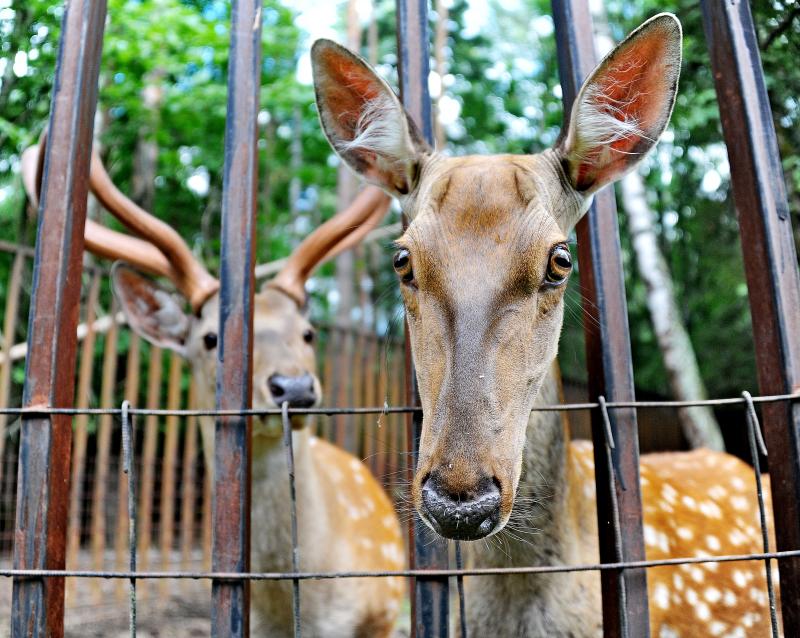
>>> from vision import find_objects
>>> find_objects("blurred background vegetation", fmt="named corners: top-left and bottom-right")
top-left (0, 0), bottom-right (798, 404)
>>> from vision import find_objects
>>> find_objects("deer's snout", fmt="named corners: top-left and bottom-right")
top-left (268, 372), bottom-right (317, 408)
top-left (420, 472), bottom-right (501, 540)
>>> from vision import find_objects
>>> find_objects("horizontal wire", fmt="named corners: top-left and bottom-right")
top-left (1, 391), bottom-right (798, 418)
top-left (2, 548), bottom-right (799, 581)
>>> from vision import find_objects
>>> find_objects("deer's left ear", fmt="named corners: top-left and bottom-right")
top-left (556, 13), bottom-right (682, 195)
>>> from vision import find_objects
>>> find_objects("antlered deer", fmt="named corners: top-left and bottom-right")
top-left (311, 13), bottom-right (780, 636)
top-left (22, 138), bottom-right (405, 637)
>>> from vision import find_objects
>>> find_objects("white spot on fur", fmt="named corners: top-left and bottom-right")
top-left (730, 476), bottom-right (746, 491)
top-left (360, 538), bottom-right (374, 549)
top-left (673, 574), bottom-right (684, 590)
top-left (706, 535), bottom-right (721, 551)
top-left (677, 527), bottom-right (693, 541)
top-left (723, 590), bottom-right (737, 606)
top-left (382, 514), bottom-right (396, 529)
top-left (708, 485), bottom-right (727, 499)
top-left (710, 621), bottom-right (726, 636)
top-left (308, 436), bottom-right (318, 446)
top-left (686, 588), bottom-right (698, 605)
top-left (380, 542), bottom-right (403, 566)
top-left (700, 501), bottom-right (722, 519)
top-left (729, 529), bottom-right (748, 546)
top-left (682, 495), bottom-right (698, 510)
top-left (654, 583), bottom-right (670, 610)
top-left (662, 484), bottom-right (678, 504)
top-left (696, 601), bottom-right (711, 621)
top-left (733, 570), bottom-right (747, 588)
top-left (659, 626), bottom-right (679, 638)
top-left (705, 587), bottom-right (721, 603)
top-left (731, 495), bottom-right (749, 511)
top-left (690, 567), bottom-right (704, 583)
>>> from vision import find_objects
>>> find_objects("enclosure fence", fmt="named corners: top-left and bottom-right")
top-left (3, 0), bottom-right (800, 637)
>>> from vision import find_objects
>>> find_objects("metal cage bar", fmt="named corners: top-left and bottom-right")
top-left (550, 1), bottom-right (649, 636)
top-left (10, 0), bottom-right (108, 634)
top-left (700, 2), bottom-right (800, 634)
top-left (211, 0), bottom-right (262, 634)
top-left (395, 1), bottom-right (450, 636)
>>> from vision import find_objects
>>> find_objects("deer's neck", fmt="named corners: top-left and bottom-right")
top-left (464, 367), bottom-right (601, 636)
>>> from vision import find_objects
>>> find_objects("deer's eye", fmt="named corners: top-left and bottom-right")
top-left (544, 244), bottom-right (572, 287)
top-left (203, 332), bottom-right (218, 350)
top-left (393, 248), bottom-right (416, 287)
top-left (303, 329), bottom-right (315, 344)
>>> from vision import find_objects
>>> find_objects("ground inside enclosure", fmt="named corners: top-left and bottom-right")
top-left (0, 549), bottom-right (413, 637)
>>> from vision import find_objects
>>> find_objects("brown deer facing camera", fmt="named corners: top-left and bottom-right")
top-left (312, 13), bottom-right (779, 637)
top-left (22, 139), bottom-right (404, 637)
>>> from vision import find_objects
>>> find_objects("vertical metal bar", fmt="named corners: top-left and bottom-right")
top-left (281, 403), bottom-right (301, 638)
top-left (116, 332), bottom-right (141, 600)
top-left (212, 0), bottom-right (261, 634)
top-left (159, 353), bottom-right (183, 595)
top-left (395, 1), bottom-right (449, 635)
top-left (11, 0), bottom-right (107, 633)
top-left (121, 400), bottom-right (137, 638)
top-left (0, 250), bottom-right (25, 476)
top-left (741, 392), bottom-right (779, 638)
top-left (550, 2), bottom-right (648, 636)
top-left (700, 3), bottom-right (800, 633)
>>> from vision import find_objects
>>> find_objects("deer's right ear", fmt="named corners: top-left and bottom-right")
top-left (112, 263), bottom-right (190, 356)
top-left (311, 39), bottom-right (430, 198)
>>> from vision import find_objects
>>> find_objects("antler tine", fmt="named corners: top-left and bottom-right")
top-left (269, 186), bottom-right (392, 306)
top-left (21, 141), bottom-right (176, 281)
top-left (86, 141), bottom-right (220, 312)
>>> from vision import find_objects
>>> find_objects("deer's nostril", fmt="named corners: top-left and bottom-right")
top-left (420, 474), bottom-right (501, 540)
top-left (268, 373), bottom-right (317, 408)
top-left (269, 381), bottom-right (285, 397)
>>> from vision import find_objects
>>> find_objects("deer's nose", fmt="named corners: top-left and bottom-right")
top-left (268, 373), bottom-right (317, 408)
top-left (420, 473), bottom-right (501, 540)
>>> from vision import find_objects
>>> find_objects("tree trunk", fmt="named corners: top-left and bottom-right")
top-left (434, 0), bottom-right (449, 150)
top-left (132, 71), bottom-right (165, 211)
top-left (592, 12), bottom-right (725, 451)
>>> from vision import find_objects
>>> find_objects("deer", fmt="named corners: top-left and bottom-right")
top-left (21, 136), bottom-right (405, 637)
top-left (311, 13), bottom-right (781, 637)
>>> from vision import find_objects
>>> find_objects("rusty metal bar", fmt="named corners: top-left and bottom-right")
top-left (700, 2), bottom-right (800, 633)
top-left (551, 1), bottom-right (649, 636)
top-left (11, 0), bottom-right (107, 632)
top-left (395, 0), bottom-right (449, 634)
top-left (212, 0), bottom-right (262, 633)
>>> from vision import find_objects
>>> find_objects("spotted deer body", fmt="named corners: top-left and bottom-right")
top-left (312, 12), bottom-right (780, 636)
top-left (22, 143), bottom-right (404, 637)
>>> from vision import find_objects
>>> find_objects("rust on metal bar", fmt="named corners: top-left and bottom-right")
top-left (212, 0), bottom-right (262, 634)
top-left (700, 2), bottom-right (800, 632)
top-left (551, 1), bottom-right (649, 636)
top-left (395, 0), bottom-right (449, 635)
top-left (11, 0), bottom-right (108, 633)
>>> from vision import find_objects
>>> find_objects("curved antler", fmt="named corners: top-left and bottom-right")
top-left (21, 141), bottom-right (176, 281)
top-left (85, 143), bottom-right (220, 312)
top-left (269, 186), bottom-right (391, 306)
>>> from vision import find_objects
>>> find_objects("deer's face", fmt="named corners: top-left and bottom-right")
top-left (113, 267), bottom-right (321, 436)
top-left (312, 13), bottom-right (682, 539)
top-left (397, 154), bottom-right (579, 538)
top-left (187, 287), bottom-right (321, 433)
